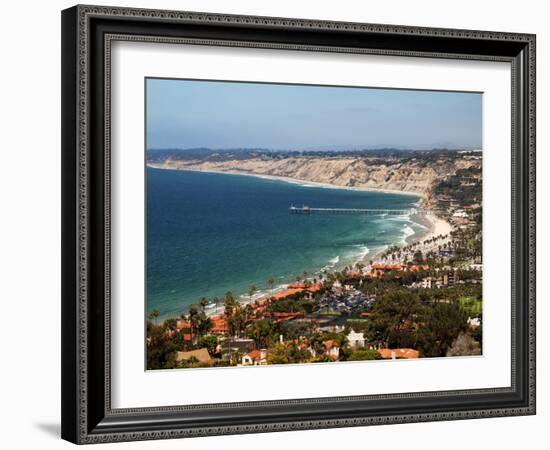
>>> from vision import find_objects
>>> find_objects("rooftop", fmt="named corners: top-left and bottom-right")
top-left (378, 348), bottom-right (419, 359)
top-left (175, 348), bottom-right (212, 364)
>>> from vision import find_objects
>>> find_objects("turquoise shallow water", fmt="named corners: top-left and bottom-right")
top-left (146, 168), bottom-right (423, 318)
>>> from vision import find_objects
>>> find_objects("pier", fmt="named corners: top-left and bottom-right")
top-left (289, 205), bottom-right (422, 216)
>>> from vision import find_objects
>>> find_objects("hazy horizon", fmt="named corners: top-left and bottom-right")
top-left (146, 145), bottom-right (482, 152)
top-left (146, 78), bottom-right (483, 151)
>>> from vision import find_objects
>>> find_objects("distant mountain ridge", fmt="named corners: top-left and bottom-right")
top-left (147, 147), bottom-right (479, 164)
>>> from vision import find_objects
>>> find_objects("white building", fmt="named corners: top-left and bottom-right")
top-left (468, 317), bottom-right (481, 329)
top-left (241, 349), bottom-right (267, 366)
top-left (347, 329), bottom-right (367, 349)
top-left (421, 277), bottom-right (434, 289)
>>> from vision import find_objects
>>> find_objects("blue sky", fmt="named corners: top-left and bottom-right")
top-left (146, 78), bottom-right (482, 150)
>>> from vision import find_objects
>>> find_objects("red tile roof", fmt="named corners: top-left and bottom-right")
top-left (410, 265), bottom-right (430, 272)
top-left (246, 350), bottom-right (264, 360)
top-left (286, 283), bottom-right (322, 292)
top-left (176, 320), bottom-right (191, 330)
top-left (371, 263), bottom-right (406, 271)
top-left (210, 317), bottom-right (226, 333)
top-left (378, 348), bottom-right (419, 359)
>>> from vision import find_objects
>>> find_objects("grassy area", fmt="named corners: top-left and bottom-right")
top-left (459, 296), bottom-right (482, 316)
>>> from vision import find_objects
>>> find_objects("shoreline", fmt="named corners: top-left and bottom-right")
top-left (147, 163), bottom-right (424, 198)
top-left (147, 163), bottom-right (453, 320)
top-left (354, 210), bottom-right (453, 267)
top-left (420, 212), bottom-right (453, 242)
top-left (157, 211), bottom-right (453, 321)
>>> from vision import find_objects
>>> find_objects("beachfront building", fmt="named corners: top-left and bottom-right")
top-left (242, 349), bottom-right (268, 366)
top-left (347, 329), bottom-right (367, 349)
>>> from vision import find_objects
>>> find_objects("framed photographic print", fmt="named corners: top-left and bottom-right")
top-left (61, 5), bottom-right (536, 444)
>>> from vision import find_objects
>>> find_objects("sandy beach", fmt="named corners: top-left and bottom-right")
top-left (363, 211), bottom-right (453, 267)
top-left (422, 212), bottom-right (453, 241)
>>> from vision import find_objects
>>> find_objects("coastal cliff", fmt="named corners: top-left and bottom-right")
top-left (148, 153), bottom-right (481, 205)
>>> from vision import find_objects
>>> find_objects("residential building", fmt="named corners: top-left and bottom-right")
top-left (323, 340), bottom-right (340, 360)
top-left (220, 338), bottom-right (255, 354)
top-left (347, 329), bottom-right (367, 349)
top-left (242, 349), bottom-right (268, 366)
top-left (378, 348), bottom-right (419, 359)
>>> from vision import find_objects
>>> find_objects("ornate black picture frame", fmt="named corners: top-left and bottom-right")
top-left (61, 4), bottom-right (536, 444)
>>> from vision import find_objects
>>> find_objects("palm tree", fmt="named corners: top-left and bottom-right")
top-left (199, 297), bottom-right (209, 313)
top-left (188, 305), bottom-right (200, 336)
top-left (248, 285), bottom-right (257, 304)
top-left (165, 318), bottom-right (177, 331)
top-left (267, 277), bottom-right (275, 298)
top-left (244, 303), bottom-right (254, 323)
top-left (148, 309), bottom-right (160, 325)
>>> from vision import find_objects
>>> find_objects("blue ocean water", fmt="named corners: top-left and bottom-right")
top-left (147, 168), bottom-right (422, 318)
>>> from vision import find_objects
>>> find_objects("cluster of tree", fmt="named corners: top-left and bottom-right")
top-left (267, 298), bottom-right (314, 314)
top-left (267, 343), bottom-right (313, 365)
top-left (433, 167), bottom-right (482, 206)
top-left (363, 288), bottom-right (479, 357)
top-left (188, 298), bottom-right (212, 336)
top-left (448, 227), bottom-right (482, 261)
top-left (346, 348), bottom-right (382, 361)
top-left (146, 320), bottom-right (177, 370)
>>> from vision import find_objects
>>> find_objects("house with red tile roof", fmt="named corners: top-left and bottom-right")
top-left (242, 349), bottom-right (268, 366)
top-left (209, 316), bottom-right (227, 334)
top-left (287, 283), bottom-right (322, 292)
top-left (322, 340), bottom-right (340, 360)
top-left (378, 348), bottom-right (419, 359)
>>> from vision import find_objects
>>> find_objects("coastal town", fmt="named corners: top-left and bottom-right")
top-left (146, 150), bottom-right (483, 370)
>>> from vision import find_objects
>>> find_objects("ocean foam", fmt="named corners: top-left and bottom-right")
top-left (401, 224), bottom-right (416, 244)
top-left (329, 255), bottom-right (340, 265)
top-left (353, 245), bottom-right (370, 264)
